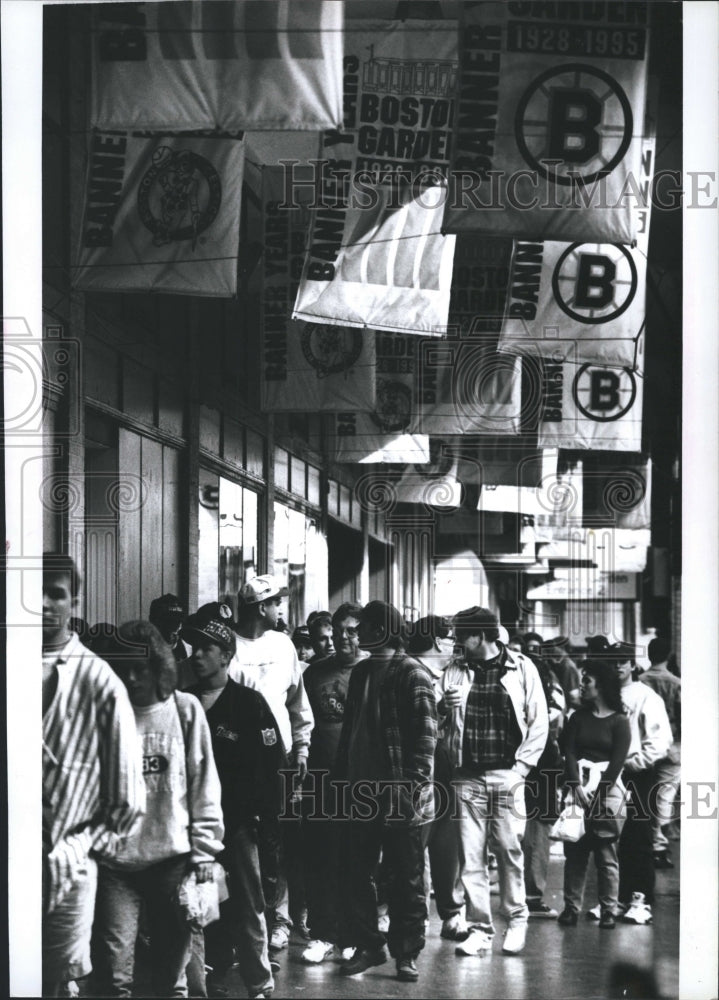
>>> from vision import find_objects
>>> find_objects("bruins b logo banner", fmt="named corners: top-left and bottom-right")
top-left (75, 133), bottom-right (244, 296)
top-left (443, 2), bottom-right (649, 244)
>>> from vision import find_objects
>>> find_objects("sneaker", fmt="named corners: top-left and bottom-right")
top-left (654, 852), bottom-right (674, 869)
top-left (502, 923), bottom-right (527, 954)
top-left (527, 901), bottom-right (558, 919)
top-left (586, 904), bottom-right (601, 921)
top-left (339, 947), bottom-right (387, 976)
top-left (294, 917), bottom-right (312, 940)
top-left (61, 984), bottom-right (80, 999)
top-left (301, 940), bottom-right (335, 964)
top-left (396, 957), bottom-right (419, 982)
top-left (599, 911), bottom-right (616, 930)
top-left (340, 947), bottom-right (356, 961)
top-left (558, 908), bottom-right (578, 926)
top-left (377, 912), bottom-right (390, 934)
top-left (269, 925), bottom-right (290, 951)
top-left (441, 913), bottom-right (470, 941)
top-left (621, 892), bottom-right (653, 925)
top-left (455, 928), bottom-right (493, 956)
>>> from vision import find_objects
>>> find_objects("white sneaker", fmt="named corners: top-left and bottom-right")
top-left (586, 904), bottom-right (601, 921)
top-left (455, 928), bottom-right (493, 956)
top-left (269, 925), bottom-right (290, 950)
top-left (377, 912), bottom-right (390, 933)
top-left (340, 947), bottom-right (356, 961)
top-left (502, 923), bottom-right (527, 954)
top-left (301, 939), bottom-right (335, 963)
top-left (441, 913), bottom-right (470, 941)
top-left (621, 892), bottom-right (653, 925)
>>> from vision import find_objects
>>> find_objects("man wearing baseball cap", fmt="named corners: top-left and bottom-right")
top-left (184, 604), bottom-right (285, 999)
top-left (228, 575), bottom-right (314, 953)
top-left (149, 593), bottom-right (190, 664)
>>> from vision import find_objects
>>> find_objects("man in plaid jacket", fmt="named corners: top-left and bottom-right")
top-left (333, 601), bottom-right (437, 985)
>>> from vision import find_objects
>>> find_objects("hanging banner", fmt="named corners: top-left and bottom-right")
top-left (497, 133), bottom-right (656, 367)
top-left (536, 339), bottom-right (644, 451)
top-left (292, 20), bottom-right (458, 335)
top-left (260, 168), bottom-right (376, 411)
top-left (456, 440), bottom-right (544, 489)
top-left (325, 332), bottom-right (429, 463)
top-left (443, 2), bottom-right (650, 244)
top-left (415, 234), bottom-right (521, 433)
top-left (326, 413), bottom-right (430, 464)
top-left (582, 454), bottom-right (651, 528)
top-left (394, 444), bottom-right (463, 507)
top-left (75, 132), bottom-right (244, 296)
top-left (90, 2), bottom-right (343, 131)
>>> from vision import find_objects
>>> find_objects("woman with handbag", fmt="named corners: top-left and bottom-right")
top-left (93, 621), bottom-right (224, 997)
top-left (557, 659), bottom-right (631, 930)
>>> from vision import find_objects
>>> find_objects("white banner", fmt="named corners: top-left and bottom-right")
top-left (326, 413), bottom-right (430, 464)
top-left (497, 134), bottom-right (655, 367)
top-left (537, 339), bottom-right (644, 451)
top-left (90, 1), bottom-right (343, 131)
top-left (292, 20), bottom-right (458, 335)
top-left (75, 133), bottom-right (244, 296)
top-left (259, 168), bottom-right (376, 411)
top-left (443, 2), bottom-right (649, 244)
top-left (394, 445), bottom-right (462, 506)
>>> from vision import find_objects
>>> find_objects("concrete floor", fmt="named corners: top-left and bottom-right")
top-left (249, 850), bottom-right (678, 1000)
top-left (98, 845), bottom-right (679, 999)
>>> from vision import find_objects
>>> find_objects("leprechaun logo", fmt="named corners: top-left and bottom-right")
top-left (137, 146), bottom-right (222, 250)
top-left (370, 379), bottom-right (412, 433)
top-left (301, 325), bottom-right (364, 378)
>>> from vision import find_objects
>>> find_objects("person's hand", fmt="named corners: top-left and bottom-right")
top-left (194, 861), bottom-right (214, 884)
top-left (573, 786), bottom-right (591, 812)
top-left (293, 752), bottom-right (308, 783)
top-left (443, 684), bottom-right (461, 709)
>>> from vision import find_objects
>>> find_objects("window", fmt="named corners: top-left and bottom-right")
top-left (198, 470), bottom-right (259, 617)
top-left (273, 501), bottom-right (328, 628)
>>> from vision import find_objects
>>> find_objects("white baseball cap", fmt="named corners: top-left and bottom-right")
top-left (238, 574), bottom-right (288, 606)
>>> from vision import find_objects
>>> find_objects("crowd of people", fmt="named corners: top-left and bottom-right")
top-left (42, 552), bottom-right (681, 998)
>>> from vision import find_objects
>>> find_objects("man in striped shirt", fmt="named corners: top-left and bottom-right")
top-left (42, 553), bottom-right (145, 997)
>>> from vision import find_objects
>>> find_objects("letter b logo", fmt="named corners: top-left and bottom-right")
top-left (548, 89), bottom-right (602, 163)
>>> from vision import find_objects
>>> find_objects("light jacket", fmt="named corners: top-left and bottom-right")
top-left (620, 681), bottom-right (672, 773)
top-left (438, 644), bottom-right (549, 777)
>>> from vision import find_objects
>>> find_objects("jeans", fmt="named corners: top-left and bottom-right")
top-left (652, 751), bottom-right (681, 852)
top-left (301, 777), bottom-right (344, 944)
top-left (204, 824), bottom-right (274, 996)
top-left (523, 818), bottom-right (552, 901)
top-left (427, 786), bottom-right (465, 921)
top-left (563, 835), bottom-right (621, 915)
top-left (340, 817), bottom-right (429, 959)
top-left (43, 856), bottom-right (98, 995)
top-left (454, 769), bottom-right (528, 935)
top-left (94, 855), bottom-right (192, 998)
top-left (619, 769), bottom-right (656, 904)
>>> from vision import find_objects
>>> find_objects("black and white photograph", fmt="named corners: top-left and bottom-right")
top-left (2, 1), bottom-right (718, 997)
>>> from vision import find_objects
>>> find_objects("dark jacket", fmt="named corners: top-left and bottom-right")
top-left (334, 649), bottom-right (437, 825)
top-left (186, 678), bottom-right (286, 835)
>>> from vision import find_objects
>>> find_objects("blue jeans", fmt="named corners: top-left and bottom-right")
top-left (455, 770), bottom-right (528, 935)
top-left (204, 823), bottom-right (274, 996)
top-left (94, 855), bottom-right (192, 997)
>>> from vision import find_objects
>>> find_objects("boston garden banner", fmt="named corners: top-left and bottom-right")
top-left (90, 1), bottom-right (344, 131)
top-left (292, 20), bottom-right (458, 335)
top-left (75, 133), bottom-right (244, 296)
top-left (443, 1), bottom-right (649, 244)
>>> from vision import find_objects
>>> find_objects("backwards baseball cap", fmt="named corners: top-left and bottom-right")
top-left (586, 635), bottom-right (610, 653)
top-left (149, 593), bottom-right (185, 620)
top-left (183, 603), bottom-right (236, 653)
top-left (237, 574), bottom-right (288, 607)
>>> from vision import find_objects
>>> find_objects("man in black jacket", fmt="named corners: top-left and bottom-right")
top-left (184, 605), bottom-right (286, 1000)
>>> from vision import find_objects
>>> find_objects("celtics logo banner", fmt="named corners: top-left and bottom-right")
top-left (536, 336), bottom-right (644, 451)
top-left (496, 133), bottom-right (655, 367)
top-left (75, 133), bottom-right (244, 296)
top-left (292, 20), bottom-right (458, 336)
top-left (443, 2), bottom-right (649, 244)
top-left (90, 2), bottom-right (343, 131)
top-left (260, 168), bottom-right (376, 412)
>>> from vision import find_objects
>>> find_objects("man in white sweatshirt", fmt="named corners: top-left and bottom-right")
top-left (229, 575), bottom-right (314, 952)
top-left (612, 643), bottom-right (672, 926)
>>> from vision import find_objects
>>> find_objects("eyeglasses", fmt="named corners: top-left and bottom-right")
top-left (335, 626), bottom-right (359, 638)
